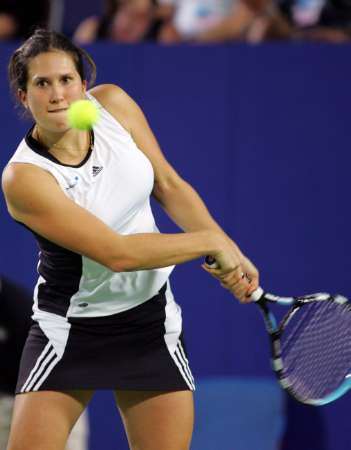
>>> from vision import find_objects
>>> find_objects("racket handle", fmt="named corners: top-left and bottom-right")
top-left (204, 255), bottom-right (218, 268)
top-left (250, 286), bottom-right (264, 302)
top-left (205, 256), bottom-right (264, 302)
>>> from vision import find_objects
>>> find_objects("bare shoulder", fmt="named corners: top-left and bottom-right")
top-left (90, 84), bottom-right (126, 103)
top-left (2, 163), bottom-right (60, 218)
top-left (2, 161), bottom-right (126, 269)
top-left (2, 162), bottom-right (55, 193)
top-left (89, 84), bottom-right (140, 132)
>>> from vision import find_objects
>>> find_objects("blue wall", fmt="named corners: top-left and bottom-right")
top-left (1, 42), bottom-right (351, 450)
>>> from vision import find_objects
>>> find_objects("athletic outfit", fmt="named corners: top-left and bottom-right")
top-left (7, 92), bottom-right (195, 393)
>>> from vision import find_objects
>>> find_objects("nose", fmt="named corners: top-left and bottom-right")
top-left (49, 82), bottom-right (65, 104)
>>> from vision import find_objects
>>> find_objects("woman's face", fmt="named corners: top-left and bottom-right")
top-left (19, 50), bottom-right (87, 133)
top-left (111, 0), bottom-right (154, 42)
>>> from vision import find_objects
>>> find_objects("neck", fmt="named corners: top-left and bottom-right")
top-left (34, 126), bottom-right (91, 158)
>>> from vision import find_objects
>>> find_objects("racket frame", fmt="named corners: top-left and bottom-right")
top-left (254, 289), bottom-right (351, 406)
top-left (203, 256), bottom-right (351, 405)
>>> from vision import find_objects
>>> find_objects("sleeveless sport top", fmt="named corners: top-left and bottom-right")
top-left (8, 91), bottom-right (174, 318)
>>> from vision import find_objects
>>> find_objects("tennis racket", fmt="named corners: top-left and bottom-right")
top-left (205, 256), bottom-right (351, 406)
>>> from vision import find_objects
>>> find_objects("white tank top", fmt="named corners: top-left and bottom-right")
top-left (8, 91), bottom-right (174, 318)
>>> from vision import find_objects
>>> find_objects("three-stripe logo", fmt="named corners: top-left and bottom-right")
top-left (92, 166), bottom-right (103, 177)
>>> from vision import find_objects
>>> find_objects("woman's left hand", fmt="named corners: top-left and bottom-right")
top-left (202, 246), bottom-right (259, 303)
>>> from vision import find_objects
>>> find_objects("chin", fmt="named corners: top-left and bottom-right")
top-left (52, 117), bottom-right (71, 131)
top-left (46, 122), bottom-right (70, 134)
top-left (55, 125), bottom-right (70, 134)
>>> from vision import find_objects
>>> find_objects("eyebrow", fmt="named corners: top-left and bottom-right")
top-left (32, 73), bottom-right (75, 82)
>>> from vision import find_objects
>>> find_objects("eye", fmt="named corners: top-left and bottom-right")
top-left (36, 79), bottom-right (48, 87)
top-left (62, 76), bottom-right (73, 84)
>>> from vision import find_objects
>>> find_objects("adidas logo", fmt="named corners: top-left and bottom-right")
top-left (92, 166), bottom-right (103, 177)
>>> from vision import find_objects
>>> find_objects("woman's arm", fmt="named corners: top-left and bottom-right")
top-left (2, 163), bottom-right (238, 274)
top-left (90, 84), bottom-right (226, 234)
top-left (90, 84), bottom-right (259, 298)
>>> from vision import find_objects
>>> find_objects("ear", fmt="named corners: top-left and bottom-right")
top-left (82, 80), bottom-right (87, 94)
top-left (18, 89), bottom-right (28, 109)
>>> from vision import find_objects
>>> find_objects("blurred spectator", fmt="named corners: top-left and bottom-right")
top-left (157, 0), bottom-right (350, 43)
top-left (157, 0), bottom-right (254, 42)
top-left (0, 276), bottom-right (89, 450)
top-left (0, 0), bottom-right (50, 40)
top-left (244, 0), bottom-right (351, 43)
top-left (73, 0), bottom-right (163, 44)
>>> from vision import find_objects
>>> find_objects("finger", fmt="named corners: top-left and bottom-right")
top-left (218, 273), bottom-right (247, 294)
top-left (201, 264), bottom-right (224, 279)
top-left (220, 270), bottom-right (247, 289)
top-left (245, 273), bottom-right (252, 283)
top-left (221, 279), bottom-right (242, 291)
top-left (246, 282), bottom-right (259, 298)
top-left (230, 280), bottom-right (254, 303)
top-left (202, 263), bottom-right (255, 303)
top-left (203, 264), bottom-right (244, 283)
top-left (235, 288), bottom-right (253, 303)
top-left (219, 267), bottom-right (245, 284)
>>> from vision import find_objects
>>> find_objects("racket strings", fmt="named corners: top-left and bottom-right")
top-left (280, 300), bottom-right (351, 400)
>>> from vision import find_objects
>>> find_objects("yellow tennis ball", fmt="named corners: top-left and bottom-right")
top-left (67, 99), bottom-right (99, 130)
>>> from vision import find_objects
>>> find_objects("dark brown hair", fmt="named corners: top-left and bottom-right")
top-left (8, 29), bottom-right (97, 100)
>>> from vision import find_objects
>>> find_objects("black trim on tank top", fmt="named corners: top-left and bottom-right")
top-left (25, 125), bottom-right (94, 168)
top-left (15, 220), bottom-right (83, 317)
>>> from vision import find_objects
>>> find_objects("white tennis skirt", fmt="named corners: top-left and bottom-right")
top-left (16, 283), bottom-right (195, 394)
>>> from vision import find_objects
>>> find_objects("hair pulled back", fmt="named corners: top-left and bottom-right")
top-left (8, 29), bottom-right (97, 100)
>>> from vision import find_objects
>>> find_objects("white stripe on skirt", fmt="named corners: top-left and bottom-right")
top-left (163, 283), bottom-right (196, 390)
top-left (177, 341), bottom-right (195, 385)
top-left (21, 342), bottom-right (53, 392)
top-left (31, 353), bottom-right (61, 391)
top-left (175, 343), bottom-right (195, 390)
top-left (21, 342), bottom-right (63, 393)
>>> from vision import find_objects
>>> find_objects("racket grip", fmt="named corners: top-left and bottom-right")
top-left (250, 287), bottom-right (264, 302)
top-left (205, 256), bottom-right (264, 301)
top-left (204, 255), bottom-right (219, 268)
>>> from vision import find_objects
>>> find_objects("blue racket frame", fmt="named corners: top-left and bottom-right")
top-left (252, 288), bottom-right (351, 406)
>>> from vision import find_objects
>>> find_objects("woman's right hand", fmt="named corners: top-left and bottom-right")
top-left (203, 235), bottom-right (254, 303)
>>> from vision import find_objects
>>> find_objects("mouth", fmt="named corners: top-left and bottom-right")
top-left (48, 108), bottom-right (68, 113)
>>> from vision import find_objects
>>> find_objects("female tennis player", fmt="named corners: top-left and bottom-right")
top-left (2, 29), bottom-right (259, 450)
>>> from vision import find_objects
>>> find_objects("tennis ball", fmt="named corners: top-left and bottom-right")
top-left (67, 99), bottom-right (99, 130)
